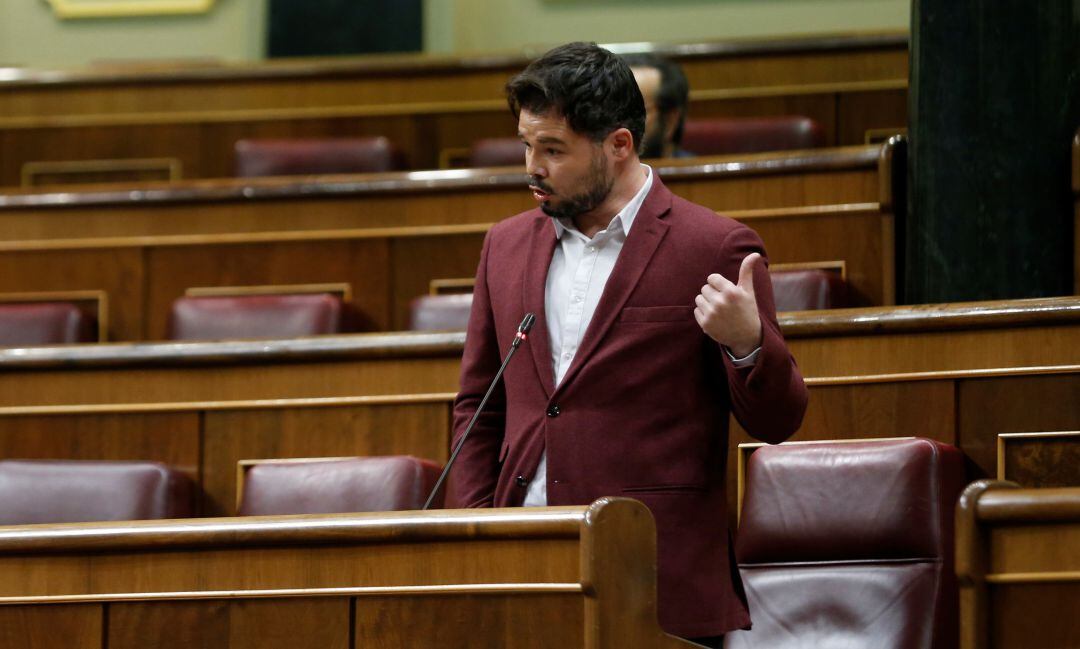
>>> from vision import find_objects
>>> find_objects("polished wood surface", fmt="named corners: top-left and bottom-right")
top-left (0, 498), bottom-right (696, 648)
top-left (0, 144), bottom-right (897, 339)
top-left (0, 82), bottom-right (906, 183)
top-left (956, 481), bottom-right (1080, 649)
top-left (0, 296), bottom-right (1076, 407)
top-left (0, 33), bottom-right (907, 118)
top-left (997, 432), bottom-right (1080, 488)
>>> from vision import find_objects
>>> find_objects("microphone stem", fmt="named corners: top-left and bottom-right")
top-left (422, 337), bottom-right (524, 511)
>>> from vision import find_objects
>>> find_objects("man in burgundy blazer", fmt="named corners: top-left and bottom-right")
top-left (449, 42), bottom-right (808, 643)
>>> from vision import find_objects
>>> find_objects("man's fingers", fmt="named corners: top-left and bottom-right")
top-left (706, 272), bottom-right (734, 291)
top-left (737, 253), bottom-right (761, 294)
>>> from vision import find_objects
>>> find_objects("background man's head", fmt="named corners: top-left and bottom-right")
top-left (621, 53), bottom-right (690, 158)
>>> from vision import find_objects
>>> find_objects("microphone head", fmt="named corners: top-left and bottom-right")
top-left (518, 312), bottom-right (536, 334)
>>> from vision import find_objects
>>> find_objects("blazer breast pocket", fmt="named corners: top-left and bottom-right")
top-left (618, 305), bottom-right (695, 323)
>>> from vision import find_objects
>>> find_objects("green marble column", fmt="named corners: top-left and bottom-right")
top-left (907, 0), bottom-right (1079, 303)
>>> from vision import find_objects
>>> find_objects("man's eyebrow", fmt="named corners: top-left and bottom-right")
top-left (518, 132), bottom-right (567, 146)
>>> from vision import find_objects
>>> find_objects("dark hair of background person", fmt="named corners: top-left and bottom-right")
top-left (619, 52), bottom-right (690, 146)
top-left (506, 42), bottom-right (646, 149)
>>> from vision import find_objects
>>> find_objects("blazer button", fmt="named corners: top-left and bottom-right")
top-left (515, 475), bottom-right (527, 487)
top-left (546, 405), bottom-right (561, 417)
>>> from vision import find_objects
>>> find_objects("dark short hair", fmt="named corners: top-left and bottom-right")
top-left (620, 52), bottom-right (690, 145)
top-left (506, 42), bottom-right (646, 148)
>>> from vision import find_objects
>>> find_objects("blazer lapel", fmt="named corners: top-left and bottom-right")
top-left (522, 214), bottom-right (558, 398)
top-left (553, 177), bottom-right (673, 396)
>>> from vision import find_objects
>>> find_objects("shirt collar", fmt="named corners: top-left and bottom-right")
top-left (552, 164), bottom-right (653, 240)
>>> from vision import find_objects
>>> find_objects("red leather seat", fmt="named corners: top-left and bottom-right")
top-left (168, 293), bottom-right (345, 341)
top-left (727, 438), bottom-right (966, 649)
top-left (237, 456), bottom-right (444, 515)
top-left (234, 137), bottom-right (405, 177)
top-left (0, 302), bottom-right (95, 346)
top-left (0, 460), bottom-right (193, 524)
top-left (409, 293), bottom-right (474, 331)
top-left (681, 116), bottom-right (825, 156)
top-left (467, 138), bottom-right (525, 168)
top-left (771, 269), bottom-right (849, 311)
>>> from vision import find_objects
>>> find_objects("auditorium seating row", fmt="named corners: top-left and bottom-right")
top-left (0, 141), bottom-right (904, 340)
top-left (231, 115), bottom-right (827, 180)
top-left (2, 438), bottom-right (1072, 647)
top-left (0, 33), bottom-right (908, 186)
top-left (0, 265), bottom-right (850, 346)
top-left (0, 455), bottom-right (442, 526)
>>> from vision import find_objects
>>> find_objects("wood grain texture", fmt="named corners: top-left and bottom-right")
top-left (956, 483), bottom-right (1080, 649)
top-left (0, 500), bottom-right (692, 648)
top-left (0, 604), bottom-right (102, 649)
top-left (108, 599), bottom-right (350, 649)
top-left (202, 401), bottom-right (452, 515)
top-left (354, 594), bottom-right (584, 648)
top-left (958, 374), bottom-right (1080, 480)
top-left (0, 86), bottom-right (904, 183)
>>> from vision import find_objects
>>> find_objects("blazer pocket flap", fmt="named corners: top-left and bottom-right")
top-left (618, 305), bottom-right (694, 323)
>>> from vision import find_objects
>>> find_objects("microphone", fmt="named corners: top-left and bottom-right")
top-left (422, 313), bottom-right (536, 510)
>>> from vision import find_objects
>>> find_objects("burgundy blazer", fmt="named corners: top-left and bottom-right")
top-left (450, 174), bottom-right (808, 638)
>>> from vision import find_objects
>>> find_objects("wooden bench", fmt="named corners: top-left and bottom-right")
top-left (0, 33), bottom-right (907, 119)
top-left (956, 481), bottom-right (1080, 648)
top-left (0, 499), bottom-right (696, 648)
top-left (0, 143), bottom-right (901, 340)
top-left (0, 297), bottom-right (1077, 517)
top-left (0, 82), bottom-right (905, 185)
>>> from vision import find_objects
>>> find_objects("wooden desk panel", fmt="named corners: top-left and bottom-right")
top-left (0, 145), bottom-right (897, 340)
top-left (956, 482), bottom-right (1080, 649)
top-left (0, 84), bottom-right (905, 185)
top-left (0, 500), bottom-right (695, 648)
top-left (0, 146), bottom-right (885, 240)
top-left (0, 296), bottom-right (1076, 407)
top-left (0, 33), bottom-right (907, 118)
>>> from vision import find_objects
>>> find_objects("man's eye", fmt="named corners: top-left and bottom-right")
top-left (547, 149), bottom-right (560, 156)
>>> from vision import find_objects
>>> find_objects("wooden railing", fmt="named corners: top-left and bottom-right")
top-left (0, 143), bottom-right (901, 339)
top-left (0, 499), bottom-right (697, 648)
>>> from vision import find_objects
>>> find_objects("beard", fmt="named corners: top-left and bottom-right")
top-left (537, 148), bottom-right (614, 220)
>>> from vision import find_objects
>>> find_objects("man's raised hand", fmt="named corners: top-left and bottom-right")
top-left (694, 252), bottom-right (763, 358)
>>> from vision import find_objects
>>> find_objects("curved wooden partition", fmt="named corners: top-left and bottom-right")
top-left (0, 32), bottom-right (908, 118)
top-left (956, 481), bottom-right (1080, 649)
top-left (0, 498), bottom-right (697, 648)
top-left (0, 34), bottom-right (909, 188)
top-left (0, 144), bottom-right (897, 339)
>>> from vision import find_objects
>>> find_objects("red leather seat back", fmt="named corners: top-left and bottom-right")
top-left (467, 138), bottom-right (525, 168)
top-left (0, 460), bottom-right (194, 524)
top-left (234, 137), bottom-right (405, 177)
top-left (409, 293), bottom-right (474, 331)
top-left (770, 269), bottom-right (849, 311)
top-left (681, 116), bottom-right (825, 156)
top-left (238, 456), bottom-right (444, 515)
top-left (168, 293), bottom-right (344, 341)
top-left (0, 302), bottom-right (95, 346)
top-left (727, 439), bottom-right (966, 649)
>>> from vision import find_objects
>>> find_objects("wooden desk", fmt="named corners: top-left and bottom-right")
top-left (0, 144), bottom-right (900, 339)
top-left (0, 498), bottom-right (697, 648)
top-left (0, 33), bottom-right (907, 118)
top-left (956, 481), bottom-right (1080, 649)
top-left (0, 297), bottom-right (1077, 515)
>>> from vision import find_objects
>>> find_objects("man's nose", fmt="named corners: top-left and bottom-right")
top-left (526, 152), bottom-right (546, 178)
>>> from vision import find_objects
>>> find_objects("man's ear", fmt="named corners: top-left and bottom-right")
top-left (609, 127), bottom-right (636, 160)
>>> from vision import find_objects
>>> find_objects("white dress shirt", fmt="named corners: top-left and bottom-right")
top-left (522, 165), bottom-right (757, 506)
